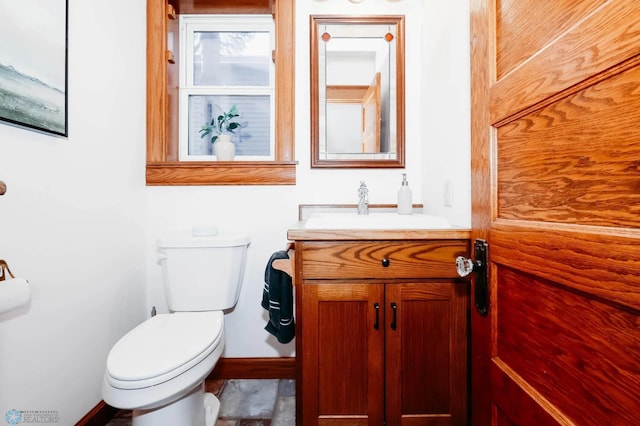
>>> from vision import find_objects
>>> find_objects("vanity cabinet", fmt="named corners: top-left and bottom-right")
top-left (293, 238), bottom-right (470, 426)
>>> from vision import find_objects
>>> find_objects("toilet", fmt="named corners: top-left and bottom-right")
top-left (102, 231), bottom-right (250, 426)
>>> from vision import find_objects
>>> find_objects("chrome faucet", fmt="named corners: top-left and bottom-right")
top-left (357, 181), bottom-right (369, 215)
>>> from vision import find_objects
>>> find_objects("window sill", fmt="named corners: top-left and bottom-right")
top-left (146, 161), bottom-right (297, 185)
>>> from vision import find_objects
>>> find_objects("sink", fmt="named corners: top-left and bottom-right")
top-left (304, 212), bottom-right (451, 230)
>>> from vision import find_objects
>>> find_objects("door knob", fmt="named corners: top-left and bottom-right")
top-left (457, 239), bottom-right (489, 316)
top-left (456, 256), bottom-right (481, 277)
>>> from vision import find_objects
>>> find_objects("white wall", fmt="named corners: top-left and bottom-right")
top-left (146, 0), bottom-right (471, 358)
top-left (0, 1), bottom-right (147, 423)
top-left (421, 1), bottom-right (471, 226)
top-left (0, 0), bottom-right (470, 421)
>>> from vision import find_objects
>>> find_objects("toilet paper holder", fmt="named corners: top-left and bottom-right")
top-left (0, 260), bottom-right (15, 281)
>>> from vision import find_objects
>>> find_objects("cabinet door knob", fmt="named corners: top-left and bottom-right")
top-left (381, 258), bottom-right (390, 267)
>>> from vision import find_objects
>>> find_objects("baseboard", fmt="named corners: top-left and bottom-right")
top-left (78, 357), bottom-right (296, 425)
top-left (75, 400), bottom-right (119, 426)
top-left (208, 357), bottom-right (296, 380)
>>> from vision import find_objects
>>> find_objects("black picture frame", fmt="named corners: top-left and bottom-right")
top-left (0, 0), bottom-right (68, 137)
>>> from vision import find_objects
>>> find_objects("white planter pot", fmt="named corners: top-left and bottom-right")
top-left (214, 135), bottom-right (235, 161)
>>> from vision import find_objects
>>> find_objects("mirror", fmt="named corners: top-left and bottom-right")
top-left (311, 16), bottom-right (405, 168)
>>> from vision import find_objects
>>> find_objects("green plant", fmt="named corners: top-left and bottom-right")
top-left (199, 104), bottom-right (241, 144)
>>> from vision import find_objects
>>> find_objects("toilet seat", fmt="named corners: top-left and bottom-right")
top-left (106, 311), bottom-right (223, 390)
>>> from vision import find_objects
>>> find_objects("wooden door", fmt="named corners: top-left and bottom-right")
top-left (361, 72), bottom-right (381, 153)
top-left (300, 282), bottom-right (385, 425)
top-left (385, 282), bottom-right (468, 425)
top-left (471, 1), bottom-right (640, 424)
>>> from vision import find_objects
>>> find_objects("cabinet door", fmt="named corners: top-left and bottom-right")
top-left (300, 282), bottom-right (385, 425)
top-left (385, 282), bottom-right (468, 425)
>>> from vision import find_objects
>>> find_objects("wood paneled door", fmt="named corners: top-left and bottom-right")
top-left (470, 1), bottom-right (640, 424)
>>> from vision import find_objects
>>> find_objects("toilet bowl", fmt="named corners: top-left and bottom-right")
top-left (102, 312), bottom-right (225, 425)
top-left (102, 231), bottom-right (250, 426)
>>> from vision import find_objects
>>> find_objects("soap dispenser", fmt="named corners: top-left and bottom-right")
top-left (397, 173), bottom-right (413, 215)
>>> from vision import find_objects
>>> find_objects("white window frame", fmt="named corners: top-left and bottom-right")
top-left (178, 15), bottom-right (276, 161)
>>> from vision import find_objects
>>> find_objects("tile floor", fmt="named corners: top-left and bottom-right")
top-left (106, 379), bottom-right (295, 426)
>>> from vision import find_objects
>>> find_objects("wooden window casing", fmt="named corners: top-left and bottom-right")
top-left (146, 0), bottom-right (296, 185)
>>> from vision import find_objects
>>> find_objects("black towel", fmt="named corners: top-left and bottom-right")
top-left (261, 250), bottom-right (295, 343)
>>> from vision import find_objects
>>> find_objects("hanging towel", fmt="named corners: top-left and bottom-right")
top-left (261, 250), bottom-right (295, 343)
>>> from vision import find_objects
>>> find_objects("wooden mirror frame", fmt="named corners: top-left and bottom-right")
top-left (310, 15), bottom-right (405, 169)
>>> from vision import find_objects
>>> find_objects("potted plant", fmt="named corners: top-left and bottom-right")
top-left (199, 104), bottom-right (241, 160)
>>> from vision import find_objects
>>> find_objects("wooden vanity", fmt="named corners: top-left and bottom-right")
top-left (288, 223), bottom-right (471, 425)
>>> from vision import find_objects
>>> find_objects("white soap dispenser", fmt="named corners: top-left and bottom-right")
top-left (397, 173), bottom-right (413, 215)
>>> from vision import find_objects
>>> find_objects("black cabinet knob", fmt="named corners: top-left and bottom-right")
top-left (382, 258), bottom-right (390, 267)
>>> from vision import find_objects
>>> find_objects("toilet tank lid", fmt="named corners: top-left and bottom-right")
top-left (157, 232), bottom-right (250, 248)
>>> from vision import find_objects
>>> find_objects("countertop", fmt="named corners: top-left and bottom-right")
top-left (288, 204), bottom-right (471, 241)
top-left (287, 222), bottom-right (471, 241)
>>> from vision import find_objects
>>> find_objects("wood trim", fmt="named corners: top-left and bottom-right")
top-left (146, 162), bottom-right (296, 185)
top-left (490, 359), bottom-right (568, 425)
top-left (145, 0), bottom-right (296, 185)
top-left (288, 228), bottom-right (472, 242)
top-left (274, 0), bottom-right (295, 163)
top-left (469, 0), bottom-right (494, 424)
top-left (147, 0), bottom-right (168, 164)
top-left (75, 401), bottom-right (119, 426)
top-left (208, 357), bottom-right (296, 379)
top-left (173, 0), bottom-right (272, 14)
top-left (326, 85), bottom-right (368, 103)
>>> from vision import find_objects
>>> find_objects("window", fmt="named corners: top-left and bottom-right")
top-left (145, 0), bottom-right (295, 186)
top-left (180, 16), bottom-right (275, 161)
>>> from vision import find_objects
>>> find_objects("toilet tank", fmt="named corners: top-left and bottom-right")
top-left (157, 232), bottom-right (250, 312)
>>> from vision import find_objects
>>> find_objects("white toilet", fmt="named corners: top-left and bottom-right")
top-left (102, 231), bottom-right (250, 426)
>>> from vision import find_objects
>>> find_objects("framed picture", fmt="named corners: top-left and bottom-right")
top-left (0, 0), bottom-right (68, 137)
